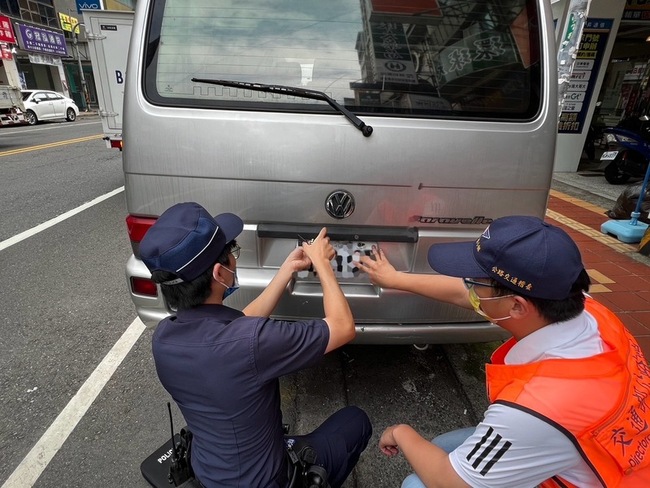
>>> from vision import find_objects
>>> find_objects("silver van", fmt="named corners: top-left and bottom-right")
top-left (125, 0), bottom-right (557, 344)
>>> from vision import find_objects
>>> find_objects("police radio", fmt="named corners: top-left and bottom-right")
top-left (167, 402), bottom-right (194, 486)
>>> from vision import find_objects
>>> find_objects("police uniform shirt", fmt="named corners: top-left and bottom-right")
top-left (449, 310), bottom-right (605, 488)
top-left (152, 304), bottom-right (329, 487)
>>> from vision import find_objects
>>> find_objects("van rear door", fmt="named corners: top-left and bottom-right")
top-left (124, 0), bottom-right (556, 344)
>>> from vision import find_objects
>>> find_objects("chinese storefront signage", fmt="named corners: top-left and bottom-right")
top-left (0, 15), bottom-right (16, 43)
top-left (435, 30), bottom-right (518, 86)
top-left (16, 23), bottom-right (67, 56)
top-left (59, 13), bottom-right (80, 34)
top-left (28, 53), bottom-right (63, 67)
top-left (623, 0), bottom-right (650, 21)
top-left (558, 19), bottom-right (612, 134)
top-left (371, 22), bottom-right (418, 84)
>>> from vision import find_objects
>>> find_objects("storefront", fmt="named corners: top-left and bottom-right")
top-left (595, 3), bottom-right (650, 128)
top-left (11, 20), bottom-right (69, 95)
top-left (554, 0), bottom-right (650, 171)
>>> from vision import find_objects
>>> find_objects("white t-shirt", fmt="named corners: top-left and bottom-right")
top-left (449, 311), bottom-right (606, 488)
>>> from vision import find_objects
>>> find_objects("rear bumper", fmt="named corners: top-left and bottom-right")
top-left (349, 322), bottom-right (508, 344)
top-left (126, 254), bottom-right (508, 344)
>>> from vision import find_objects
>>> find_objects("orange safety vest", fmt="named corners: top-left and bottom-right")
top-left (485, 298), bottom-right (650, 488)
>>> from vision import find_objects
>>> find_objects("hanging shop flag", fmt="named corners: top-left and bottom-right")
top-left (0, 15), bottom-right (16, 43)
top-left (558, 18), bottom-right (612, 134)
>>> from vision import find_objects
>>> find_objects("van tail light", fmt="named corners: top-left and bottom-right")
top-left (126, 215), bottom-right (157, 256)
top-left (130, 277), bottom-right (158, 297)
top-left (127, 215), bottom-right (159, 297)
top-left (110, 139), bottom-right (123, 150)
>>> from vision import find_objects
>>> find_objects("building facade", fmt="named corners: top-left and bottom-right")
top-left (0, 0), bottom-right (134, 110)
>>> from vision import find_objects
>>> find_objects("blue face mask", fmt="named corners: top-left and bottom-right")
top-left (218, 265), bottom-right (239, 299)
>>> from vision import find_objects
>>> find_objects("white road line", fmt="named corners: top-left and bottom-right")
top-left (0, 186), bottom-right (124, 252)
top-left (1, 318), bottom-right (147, 488)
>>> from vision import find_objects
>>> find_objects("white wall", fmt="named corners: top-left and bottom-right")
top-left (553, 0), bottom-right (626, 172)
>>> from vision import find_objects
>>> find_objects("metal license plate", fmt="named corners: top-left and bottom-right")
top-left (296, 240), bottom-right (376, 280)
top-left (600, 150), bottom-right (619, 161)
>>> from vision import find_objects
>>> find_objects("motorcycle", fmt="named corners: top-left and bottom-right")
top-left (599, 115), bottom-right (650, 184)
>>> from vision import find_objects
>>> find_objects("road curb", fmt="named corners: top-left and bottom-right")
top-left (77, 111), bottom-right (100, 118)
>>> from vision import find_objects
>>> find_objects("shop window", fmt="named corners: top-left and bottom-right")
top-left (0, 0), bottom-right (19, 16)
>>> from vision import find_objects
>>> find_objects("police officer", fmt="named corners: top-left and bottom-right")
top-left (140, 202), bottom-right (371, 488)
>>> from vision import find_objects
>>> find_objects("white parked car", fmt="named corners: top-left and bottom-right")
top-left (21, 90), bottom-right (79, 125)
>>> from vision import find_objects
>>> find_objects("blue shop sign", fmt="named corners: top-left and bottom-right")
top-left (17, 23), bottom-right (67, 56)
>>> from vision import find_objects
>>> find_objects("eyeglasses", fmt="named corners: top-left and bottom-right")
top-left (229, 244), bottom-right (241, 260)
top-left (464, 278), bottom-right (514, 322)
top-left (462, 278), bottom-right (496, 290)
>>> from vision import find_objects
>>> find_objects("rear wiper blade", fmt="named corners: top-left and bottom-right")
top-left (191, 78), bottom-right (373, 137)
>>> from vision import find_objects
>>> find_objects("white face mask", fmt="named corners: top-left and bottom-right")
top-left (216, 265), bottom-right (239, 299)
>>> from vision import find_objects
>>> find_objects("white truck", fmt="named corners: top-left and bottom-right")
top-left (0, 85), bottom-right (26, 126)
top-left (82, 9), bottom-right (133, 149)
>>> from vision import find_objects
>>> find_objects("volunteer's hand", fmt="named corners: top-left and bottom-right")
top-left (379, 425), bottom-right (401, 457)
top-left (357, 246), bottom-right (399, 288)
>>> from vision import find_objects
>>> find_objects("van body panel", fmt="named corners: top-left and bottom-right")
top-left (124, 0), bottom-right (557, 343)
top-left (125, 114), bottom-right (554, 186)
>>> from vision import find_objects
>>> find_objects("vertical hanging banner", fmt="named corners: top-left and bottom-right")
top-left (558, 18), bottom-right (612, 134)
top-left (371, 22), bottom-right (418, 84)
top-left (0, 43), bottom-right (12, 60)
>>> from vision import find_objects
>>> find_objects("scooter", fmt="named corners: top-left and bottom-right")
top-left (599, 115), bottom-right (650, 184)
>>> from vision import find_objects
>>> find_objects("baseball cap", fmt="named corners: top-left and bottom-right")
top-left (140, 202), bottom-right (243, 283)
top-left (427, 216), bottom-right (585, 300)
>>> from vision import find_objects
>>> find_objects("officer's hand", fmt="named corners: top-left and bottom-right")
top-left (282, 246), bottom-right (312, 273)
top-left (301, 228), bottom-right (335, 268)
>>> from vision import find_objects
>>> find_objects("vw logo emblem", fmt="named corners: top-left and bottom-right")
top-left (325, 190), bottom-right (355, 219)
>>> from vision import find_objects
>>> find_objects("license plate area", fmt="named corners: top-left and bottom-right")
top-left (296, 240), bottom-right (376, 281)
top-left (600, 150), bottom-right (619, 161)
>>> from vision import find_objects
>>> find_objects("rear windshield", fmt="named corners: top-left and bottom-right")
top-left (144, 0), bottom-right (542, 120)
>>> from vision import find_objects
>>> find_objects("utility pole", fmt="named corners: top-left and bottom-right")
top-left (72, 21), bottom-right (90, 112)
top-left (64, 9), bottom-right (91, 112)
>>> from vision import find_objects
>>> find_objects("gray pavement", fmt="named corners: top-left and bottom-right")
top-left (553, 169), bottom-right (624, 202)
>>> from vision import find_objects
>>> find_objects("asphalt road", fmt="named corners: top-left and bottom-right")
top-left (0, 117), bottom-right (493, 488)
